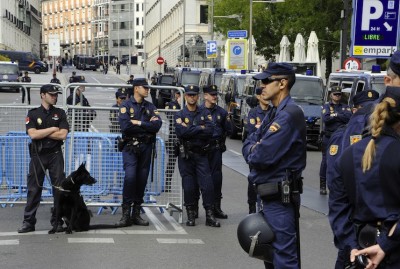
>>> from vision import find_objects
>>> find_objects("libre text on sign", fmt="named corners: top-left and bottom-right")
top-left (351, 0), bottom-right (400, 58)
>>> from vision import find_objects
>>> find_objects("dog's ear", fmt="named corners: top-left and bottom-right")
top-left (78, 162), bottom-right (86, 171)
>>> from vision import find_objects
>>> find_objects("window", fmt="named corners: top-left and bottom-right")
top-left (136, 31), bottom-right (139, 39)
top-left (136, 4), bottom-right (139, 12)
top-left (136, 17), bottom-right (139, 26)
top-left (200, 5), bottom-right (208, 24)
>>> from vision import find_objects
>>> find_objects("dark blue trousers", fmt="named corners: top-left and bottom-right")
top-left (319, 135), bottom-right (330, 179)
top-left (122, 144), bottom-right (152, 205)
top-left (178, 153), bottom-right (214, 208)
top-left (208, 148), bottom-right (223, 201)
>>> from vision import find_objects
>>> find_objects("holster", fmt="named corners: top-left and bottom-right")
top-left (116, 136), bottom-right (126, 152)
top-left (356, 223), bottom-right (379, 249)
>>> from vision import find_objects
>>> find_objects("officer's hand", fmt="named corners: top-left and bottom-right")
top-left (51, 127), bottom-right (60, 132)
top-left (200, 125), bottom-right (205, 129)
top-left (150, 116), bottom-right (159, 121)
top-left (255, 124), bottom-right (261, 129)
top-left (131, 120), bottom-right (141, 126)
top-left (352, 245), bottom-right (385, 269)
top-left (330, 113), bottom-right (337, 117)
top-left (181, 122), bottom-right (187, 127)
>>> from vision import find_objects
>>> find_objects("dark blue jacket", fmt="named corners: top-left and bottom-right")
top-left (246, 105), bottom-right (271, 136)
top-left (322, 102), bottom-right (351, 135)
top-left (242, 96), bottom-right (306, 184)
top-left (200, 104), bottom-right (231, 140)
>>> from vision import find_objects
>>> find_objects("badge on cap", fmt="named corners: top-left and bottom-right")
top-left (329, 145), bottom-right (338, 156)
top-left (120, 107), bottom-right (127, 114)
top-left (268, 122), bottom-right (281, 133)
top-left (350, 135), bottom-right (362, 145)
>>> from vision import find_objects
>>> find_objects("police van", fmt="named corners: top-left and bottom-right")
top-left (173, 67), bottom-right (202, 87)
top-left (199, 68), bottom-right (235, 90)
top-left (0, 50), bottom-right (48, 74)
top-left (77, 56), bottom-right (99, 71)
top-left (324, 67), bottom-right (386, 106)
top-left (0, 61), bottom-right (21, 92)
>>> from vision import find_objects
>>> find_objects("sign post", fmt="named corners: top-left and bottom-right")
top-left (48, 34), bottom-right (60, 74)
top-left (343, 57), bottom-right (362, 70)
top-left (351, 0), bottom-right (400, 58)
top-left (226, 39), bottom-right (247, 70)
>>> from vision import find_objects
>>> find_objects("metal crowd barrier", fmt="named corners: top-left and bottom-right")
top-left (0, 82), bottom-right (185, 222)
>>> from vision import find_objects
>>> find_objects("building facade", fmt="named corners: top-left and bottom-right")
top-left (0, 0), bottom-right (42, 57)
top-left (144, 0), bottom-right (211, 73)
top-left (41, 0), bottom-right (93, 60)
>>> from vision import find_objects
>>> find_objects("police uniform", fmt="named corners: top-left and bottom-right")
top-left (320, 87), bottom-right (351, 194)
top-left (164, 91), bottom-right (181, 192)
top-left (67, 76), bottom-right (95, 132)
top-left (18, 85), bottom-right (69, 233)
top-left (118, 78), bottom-right (162, 226)
top-left (109, 88), bottom-right (128, 133)
top-left (201, 85), bottom-right (232, 219)
top-left (245, 87), bottom-right (272, 214)
top-left (127, 75), bottom-right (134, 85)
top-left (50, 76), bottom-right (61, 84)
top-left (21, 72), bottom-right (31, 105)
top-left (174, 85), bottom-right (220, 227)
top-left (242, 63), bottom-right (306, 269)
top-left (69, 72), bottom-right (76, 83)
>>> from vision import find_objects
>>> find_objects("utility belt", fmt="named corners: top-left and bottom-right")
top-left (355, 221), bottom-right (383, 249)
top-left (117, 135), bottom-right (156, 152)
top-left (210, 138), bottom-right (227, 152)
top-left (174, 140), bottom-right (211, 158)
top-left (256, 172), bottom-right (303, 204)
top-left (29, 142), bottom-right (61, 156)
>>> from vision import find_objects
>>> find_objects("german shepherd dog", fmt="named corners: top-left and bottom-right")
top-left (49, 163), bottom-right (116, 234)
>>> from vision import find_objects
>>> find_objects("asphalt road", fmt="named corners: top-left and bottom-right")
top-left (0, 67), bottom-right (338, 269)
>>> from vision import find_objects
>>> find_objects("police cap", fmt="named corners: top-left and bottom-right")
top-left (255, 87), bottom-right (263, 95)
top-left (116, 88), bottom-right (128, 99)
top-left (203, 85), bottom-right (218, 94)
top-left (352, 90), bottom-right (379, 107)
top-left (184, 85), bottom-right (199, 94)
top-left (40, 84), bottom-right (62, 94)
top-left (132, 78), bottom-right (150, 88)
top-left (253, 62), bottom-right (295, 80)
top-left (72, 75), bottom-right (86, 83)
top-left (389, 50), bottom-right (400, 76)
top-left (330, 86), bottom-right (342, 94)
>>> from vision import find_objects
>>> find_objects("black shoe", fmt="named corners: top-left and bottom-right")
top-left (214, 201), bottom-right (228, 219)
top-left (55, 225), bottom-right (64, 233)
top-left (132, 205), bottom-right (149, 226)
top-left (18, 223), bottom-right (35, 233)
top-left (186, 206), bottom-right (196, 226)
top-left (320, 188), bottom-right (328, 195)
top-left (205, 208), bottom-right (221, 228)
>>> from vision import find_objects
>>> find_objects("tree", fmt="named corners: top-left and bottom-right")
top-left (212, 0), bottom-right (347, 79)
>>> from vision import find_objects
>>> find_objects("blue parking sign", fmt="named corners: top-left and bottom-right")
top-left (352, 0), bottom-right (400, 58)
top-left (206, 40), bottom-right (217, 59)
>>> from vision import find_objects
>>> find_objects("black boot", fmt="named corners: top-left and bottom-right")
top-left (116, 204), bottom-right (132, 227)
top-left (194, 201), bottom-right (199, 219)
top-left (186, 206), bottom-right (196, 226)
top-left (131, 204), bottom-right (149, 226)
top-left (249, 203), bottom-right (256, 214)
top-left (205, 207), bottom-right (221, 228)
top-left (214, 200), bottom-right (228, 219)
top-left (320, 178), bottom-right (327, 195)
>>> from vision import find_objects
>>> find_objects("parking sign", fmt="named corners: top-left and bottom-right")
top-left (206, 40), bottom-right (217, 59)
top-left (351, 0), bottom-right (400, 58)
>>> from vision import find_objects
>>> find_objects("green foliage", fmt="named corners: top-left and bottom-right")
top-left (213, 0), bottom-right (346, 65)
top-left (0, 54), bottom-right (11, 61)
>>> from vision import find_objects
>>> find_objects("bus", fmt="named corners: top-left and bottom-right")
top-left (0, 50), bottom-right (48, 74)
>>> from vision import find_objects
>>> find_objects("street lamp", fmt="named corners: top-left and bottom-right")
top-left (249, 0), bottom-right (285, 69)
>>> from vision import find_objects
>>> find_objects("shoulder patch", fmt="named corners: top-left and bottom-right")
top-left (250, 118), bottom-right (256, 125)
top-left (322, 109), bottom-right (326, 114)
top-left (350, 135), bottom-right (362, 145)
top-left (25, 117), bottom-right (30, 125)
top-left (268, 122), bottom-right (281, 133)
top-left (120, 107), bottom-right (127, 114)
top-left (329, 145), bottom-right (338, 156)
top-left (176, 118), bottom-right (182, 124)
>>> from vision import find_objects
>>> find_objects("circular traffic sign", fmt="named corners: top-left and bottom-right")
top-left (343, 57), bottom-right (361, 71)
top-left (156, 56), bottom-right (165, 65)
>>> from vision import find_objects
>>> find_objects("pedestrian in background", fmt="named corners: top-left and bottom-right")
top-left (244, 87), bottom-right (271, 214)
top-left (174, 85), bottom-right (220, 228)
top-left (18, 84), bottom-right (68, 233)
top-left (21, 71), bottom-right (31, 105)
top-left (150, 76), bottom-right (158, 106)
top-left (243, 63), bottom-right (306, 269)
top-left (50, 73), bottom-right (61, 85)
top-left (319, 86), bottom-right (351, 195)
top-left (116, 61), bottom-right (121, 75)
top-left (109, 88), bottom-right (127, 133)
top-left (116, 78), bottom-right (162, 227)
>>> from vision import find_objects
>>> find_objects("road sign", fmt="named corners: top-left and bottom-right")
top-left (351, 0), bottom-right (400, 58)
top-left (343, 57), bottom-right (362, 70)
top-left (227, 30), bottom-right (248, 39)
top-left (206, 40), bottom-right (217, 59)
top-left (226, 39), bottom-right (247, 70)
top-left (156, 56), bottom-right (165, 65)
top-left (48, 34), bottom-right (60, 57)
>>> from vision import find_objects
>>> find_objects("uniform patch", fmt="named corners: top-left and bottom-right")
top-left (250, 118), bottom-right (256, 125)
top-left (329, 145), bottom-right (338, 155)
top-left (217, 115), bottom-right (221, 120)
top-left (120, 107), bottom-right (127, 114)
top-left (256, 117), bottom-right (261, 123)
top-left (154, 110), bottom-right (159, 115)
top-left (368, 91), bottom-right (372, 98)
top-left (201, 116), bottom-right (204, 120)
top-left (25, 117), bottom-right (30, 124)
top-left (322, 109), bottom-right (326, 114)
top-left (268, 122), bottom-right (281, 133)
top-left (346, 107), bottom-right (351, 111)
top-left (52, 114), bottom-right (59, 121)
top-left (184, 118), bottom-right (189, 123)
top-left (37, 118), bottom-right (42, 125)
top-left (207, 115), bottom-right (212, 120)
top-left (350, 135), bottom-right (362, 145)
top-left (176, 118), bottom-right (182, 124)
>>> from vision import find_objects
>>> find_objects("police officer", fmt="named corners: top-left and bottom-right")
top-left (127, 74), bottom-right (135, 85)
top-left (242, 63), bottom-right (306, 269)
top-left (50, 73), bottom-right (61, 84)
top-left (69, 71), bottom-right (76, 83)
top-left (326, 89), bottom-right (379, 269)
top-left (164, 89), bottom-right (182, 192)
top-left (18, 84), bottom-right (69, 233)
top-left (330, 86), bottom-right (400, 269)
top-left (245, 87), bottom-right (271, 214)
top-left (201, 85), bottom-right (231, 219)
top-left (21, 71), bottom-right (32, 105)
top-left (150, 76), bottom-right (158, 106)
top-left (319, 86), bottom-right (351, 195)
top-left (174, 85), bottom-right (220, 228)
top-left (109, 88), bottom-right (127, 133)
top-left (117, 78), bottom-right (162, 227)
top-left (67, 75), bottom-right (96, 132)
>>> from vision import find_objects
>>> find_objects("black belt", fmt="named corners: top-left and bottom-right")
top-left (40, 147), bottom-right (61, 154)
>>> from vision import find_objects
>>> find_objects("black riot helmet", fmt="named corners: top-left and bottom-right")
top-left (237, 212), bottom-right (275, 263)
